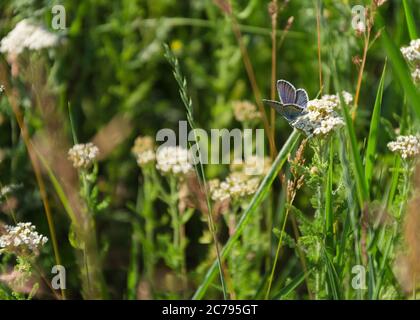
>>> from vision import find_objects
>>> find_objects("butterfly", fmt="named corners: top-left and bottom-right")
top-left (263, 80), bottom-right (309, 123)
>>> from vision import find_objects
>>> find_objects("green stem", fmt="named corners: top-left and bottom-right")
top-left (265, 206), bottom-right (290, 299)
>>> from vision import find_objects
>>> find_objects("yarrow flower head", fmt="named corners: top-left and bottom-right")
top-left (321, 91), bottom-right (353, 106)
top-left (131, 136), bottom-right (156, 167)
top-left (400, 39), bottom-right (420, 65)
top-left (387, 135), bottom-right (420, 159)
top-left (401, 39), bottom-right (420, 85)
top-left (208, 179), bottom-right (230, 202)
top-left (0, 85), bottom-right (5, 94)
top-left (232, 101), bottom-right (261, 122)
top-left (209, 172), bottom-right (260, 203)
top-left (411, 68), bottom-right (420, 84)
top-left (292, 92), bottom-right (350, 137)
top-left (156, 146), bottom-right (193, 177)
top-left (0, 184), bottom-right (21, 201)
top-left (0, 19), bottom-right (59, 56)
top-left (230, 155), bottom-right (272, 176)
top-left (0, 222), bottom-right (48, 256)
top-left (68, 143), bottom-right (99, 169)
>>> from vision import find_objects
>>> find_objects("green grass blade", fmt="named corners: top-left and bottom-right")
top-left (386, 156), bottom-right (402, 210)
top-left (365, 62), bottom-right (387, 190)
top-left (330, 52), bottom-right (369, 208)
top-left (34, 148), bottom-right (79, 227)
top-left (338, 91), bottom-right (370, 207)
top-left (325, 139), bottom-right (333, 238)
top-left (322, 247), bottom-right (341, 300)
top-left (402, 0), bottom-right (419, 40)
top-left (372, 232), bottom-right (394, 299)
top-left (192, 129), bottom-right (301, 299)
top-left (272, 270), bottom-right (309, 300)
top-left (376, 14), bottom-right (420, 119)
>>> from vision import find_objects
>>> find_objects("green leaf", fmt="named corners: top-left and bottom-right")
top-left (376, 13), bottom-right (420, 119)
top-left (325, 139), bottom-right (333, 237)
top-left (402, 0), bottom-right (419, 40)
top-left (181, 208), bottom-right (195, 224)
top-left (192, 129), bottom-right (301, 299)
top-left (69, 223), bottom-right (84, 250)
top-left (323, 247), bottom-right (341, 300)
top-left (338, 91), bottom-right (370, 208)
top-left (386, 155), bottom-right (401, 210)
top-left (272, 271), bottom-right (309, 299)
top-left (365, 62), bottom-right (387, 190)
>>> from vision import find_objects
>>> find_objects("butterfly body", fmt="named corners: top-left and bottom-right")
top-left (263, 80), bottom-right (309, 124)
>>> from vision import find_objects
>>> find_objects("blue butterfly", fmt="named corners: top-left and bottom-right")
top-left (263, 80), bottom-right (309, 123)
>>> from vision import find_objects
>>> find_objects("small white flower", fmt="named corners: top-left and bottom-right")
top-left (0, 222), bottom-right (48, 255)
top-left (401, 39), bottom-right (420, 64)
top-left (0, 19), bottom-right (59, 56)
top-left (232, 101), bottom-right (261, 122)
top-left (411, 68), bottom-right (420, 84)
top-left (0, 184), bottom-right (21, 199)
top-left (0, 85), bottom-right (5, 93)
top-left (313, 117), bottom-right (345, 136)
top-left (156, 146), bottom-right (193, 177)
top-left (136, 150), bottom-right (156, 166)
top-left (68, 143), bottom-right (99, 169)
top-left (387, 135), bottom-right (420, 159)
top-left (209, 173), bottom-right (260, 202)
top-left (355, 21), bottom-right (366, 34)
top-left (208, 179), bottom-right (230, 202)
top-left (224, 173), bottom-right (260, 200)
top-left (293, 95), bottom-right (346, 137)
top-left (230, 156), bottom-right (272, 176)
top-left (321, 91), bottom-right (353, 106)
top-left (132, 136), bottom-right (156, 167)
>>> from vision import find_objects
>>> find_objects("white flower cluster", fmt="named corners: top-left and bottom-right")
top-left (387, 135), bottom-right (420, 159)
top-left (354, 21), bottom-right (366, 34)
top-left (401, 39), bottom-right (420, 64)
top-left (68, 143), bottom-right (99, 169)
top-left (321, 91), bottom-right (353, 106)
top-left (0, 222), bottom-right (48, 255)
top-left (401, 39), bottom-right (420, 84)
top-left (226, 173), bottom-right (260, 200)
top-left (208, 179), bottom-right (230, 202)
top-left (230, 155), bottom-right (272, 176)
top-left (0, 184), bottom-right (21, 199)
top-left (412, 69), bottom-right (420, 84)
top-left (209, 155), bottom-right (268, 203)
top-left (209, 172), bottom-right (260, 202)
top-left (132, 136), bottom-right (156, 167)
top-left (232, 101), bottom-right (261, 122)
top-left (0, 85), bottom-right (4, 93)
top-left (0, 19), bottom-right (59, 56)
top-left (292, 92), bottom-right (351, 136)
top-left (156, 146), bottom-right (193, 176)
top-left (136, 150), bottom-right (155, 166)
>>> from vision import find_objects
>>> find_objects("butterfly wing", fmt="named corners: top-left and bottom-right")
top-left (262, 99), bottom-right (284, 115)
top-left (277, 80), bottom-right (296, 104)
top-left (282, 104), bottom-right (305, 122)
top-left (263, 99), bottom-right (304, 122)
top-left (295, 89), bottom-right (309, 108)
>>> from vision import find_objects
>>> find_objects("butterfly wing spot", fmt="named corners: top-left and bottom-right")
top-left (277, 80), bottom-right (296, 104)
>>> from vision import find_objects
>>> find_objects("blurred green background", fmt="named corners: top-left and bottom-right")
top-left (0, 0), bottom-right (418, 298)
